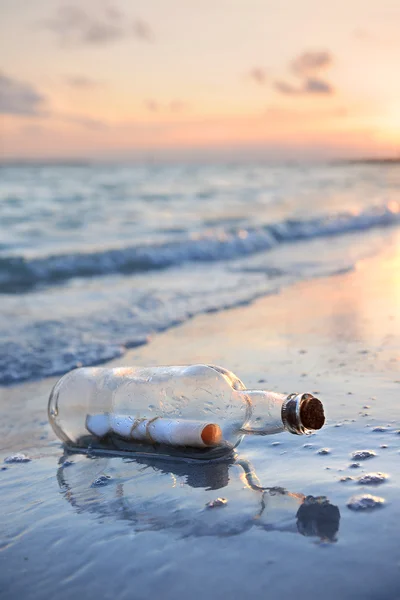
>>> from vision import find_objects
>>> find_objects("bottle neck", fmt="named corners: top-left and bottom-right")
top-left (237, 390), bottom-right (324, 436)
top-left (237, 389), bottom-right (287, 435)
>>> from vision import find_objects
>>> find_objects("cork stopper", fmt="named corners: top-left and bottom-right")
top-left (282, 393), bottom-right (325, 434)
top-left (300, 396), bottom-right (325, 431)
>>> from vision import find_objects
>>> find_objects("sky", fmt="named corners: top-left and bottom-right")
top-left (1, 0), bottom-right (400, 161)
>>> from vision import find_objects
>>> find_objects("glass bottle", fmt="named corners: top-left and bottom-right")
top-left (48, 364), bottom-right (325, 459)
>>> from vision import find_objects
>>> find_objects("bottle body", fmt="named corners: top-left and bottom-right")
top-left (48, 364), bottom-right (324, 459)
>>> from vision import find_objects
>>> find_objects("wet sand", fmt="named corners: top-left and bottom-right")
top-left (1, 231), bottom-right (400, 600)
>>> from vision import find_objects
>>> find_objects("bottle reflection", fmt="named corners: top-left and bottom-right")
top-left (57, 451), bottom-right (340, 542)
top-left (237, 458), bottom-right (340, 542)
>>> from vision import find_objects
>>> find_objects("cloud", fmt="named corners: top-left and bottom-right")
top-left (132, 19), bottom-right (153, 42)
top-left (169, 100), bottom-right (188, 113)
top-left (0, 72), bottom-right (47, 116)
top-left (61, 114), bottom-right (108, 130)
top-left (43, 4), bottom-right (153, 46)
top-left (0, 70), bottom-right (109, 133)
top-left (274, 81), bottom-right (299, 95)
top-left (248, 68), bottom-right (268, 85)
top-left (275, 77), bottom-right (333, 96)
top-left (274, 50), bottom-right (334, 97)
top-left (145, 99), bottom-right (188, 114)
top-left (304, 77), bottom-right (333, 94)
top-left (65, 75), bottom-right (104, 89)
top-left (290, 51), bottom-right (332, 76)
top-left (353, 29), bottom-right (372, 41)
top-left (265, 105), bottom-right (348, 119)
top-left (145, 99), bottom-right (159, 113)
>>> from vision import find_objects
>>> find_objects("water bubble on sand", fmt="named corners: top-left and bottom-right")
top-left (380, 445), bottom-right (388, 449)
top-left (317, 448), bottom-right (331, 455)
top-left (363, 405), bottom-right (371, 409)
top-left (303, 443), bottom-right (315, 448)
top-left (271, 441), bottom-right (281, 446)
top-left (358, 472), bottom-right (389, 485)
top-left (61, 460), bottom-right (74, 468)
top-left (347, 494), bottom-right (385, 511)
top-left (91, 475), bottom-right (112, 487)
top-left (4, 453), bottom-right (31, 464)
top-left (340, 476), bottom-right (354, 482)
top-left (351, 450), bottom-right (377, 460)
top-left (349, 463), bottom-right (361, 468)
top-left (372, 426), bottom-right (390, 433)
top-left (206, 497), bottom-right (228, 509)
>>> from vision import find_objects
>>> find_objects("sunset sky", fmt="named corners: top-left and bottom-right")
top-left (1, 0), bottom-right (399, 161)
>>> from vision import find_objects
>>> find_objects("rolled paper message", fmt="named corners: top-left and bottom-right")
top-left (86, 413), bottom-right (110, 438)
top-left (86, 413), bottom-right (223, 448)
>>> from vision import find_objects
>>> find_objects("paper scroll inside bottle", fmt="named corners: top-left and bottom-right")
top-left (86, 413), bottom-right (223, 449)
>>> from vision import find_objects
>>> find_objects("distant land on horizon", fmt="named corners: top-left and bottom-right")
top-left (0, 159), bottom-right (92, 168)
top-left (343, 156), bottom-right (400, 165)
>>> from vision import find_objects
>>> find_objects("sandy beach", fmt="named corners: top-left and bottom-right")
top-left (1, 229), bottom-right (399, 600)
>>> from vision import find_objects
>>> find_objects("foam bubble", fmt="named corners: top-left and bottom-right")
top-left (4, 453), bottom-right (31, 464)
top-left (91, 475), bottom-right (112, 488)
top-left (347, 494), bottom-right (385, 511)
top-left (358, 473), bottom-right (389, 485)
top-left (206, 498), bottom-right (228, 509)
top-left (351, 450), bottom-right (377, 460)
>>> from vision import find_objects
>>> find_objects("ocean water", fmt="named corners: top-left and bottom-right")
top-left (0, 162), bottom-right (399, 385)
